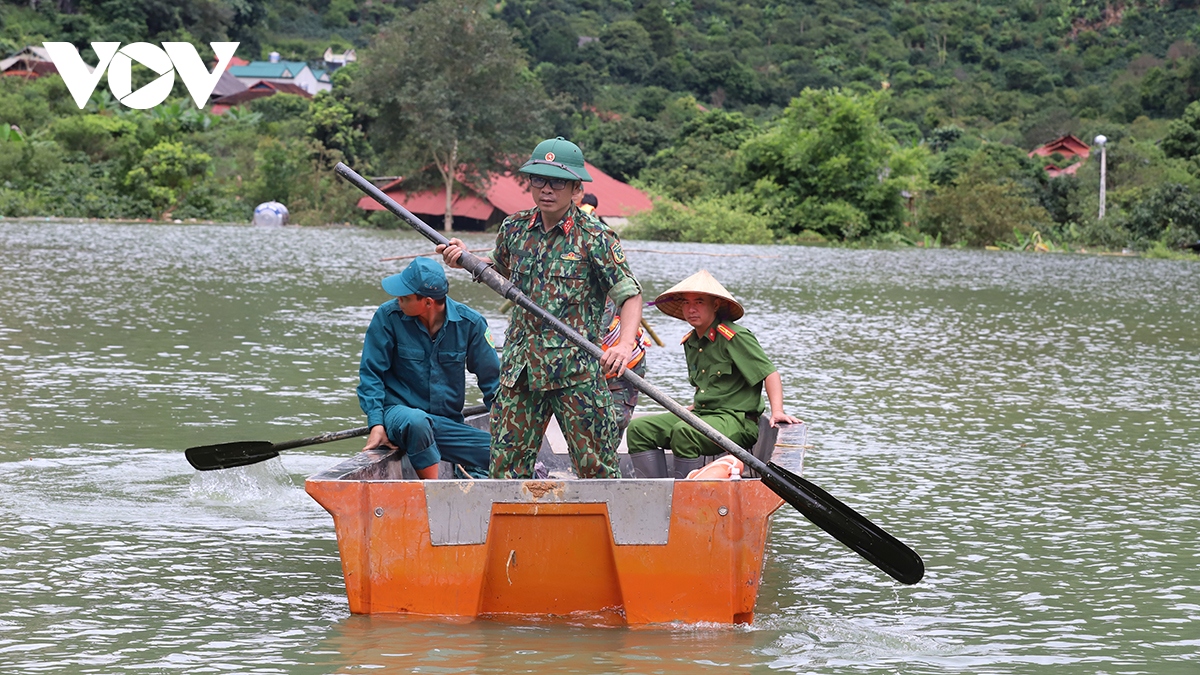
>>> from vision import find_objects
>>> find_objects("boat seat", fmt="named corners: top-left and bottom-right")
top-left (400, 410), bottom-right (781, 479)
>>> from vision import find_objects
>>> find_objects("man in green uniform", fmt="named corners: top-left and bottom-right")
top-left (625, 270), bottom-right (801, 478)
top-left (438, 137), bottom-right (643, 479)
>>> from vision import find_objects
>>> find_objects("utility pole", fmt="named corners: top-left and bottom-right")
top-left (1095, 135), bottom-right (1107, 219)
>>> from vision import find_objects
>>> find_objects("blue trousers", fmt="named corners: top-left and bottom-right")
top-left (382, 405), bottom-right (491, 478)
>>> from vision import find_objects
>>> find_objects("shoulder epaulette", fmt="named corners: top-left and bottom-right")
top-left (499, 210), bottom-right (535, 237)
top-left (716, 324), bottom-right (736, 341)
top-left (504, 208), bottom-right (538, 227)
top-left (680, 329), bottom-right (694, 344)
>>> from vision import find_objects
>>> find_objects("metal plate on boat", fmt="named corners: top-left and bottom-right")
top-left (423, 479), bottom-right (674, 546)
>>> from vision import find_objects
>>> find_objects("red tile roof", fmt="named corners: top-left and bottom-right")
top-left (1029, 134), bottom-right (1091, 177)
top-left (358, 162), bottom-right (654, 220)
top-left (1029, 134), bottom-right (1091, 160)
top-left (211, 80), bottom-right (312, 105)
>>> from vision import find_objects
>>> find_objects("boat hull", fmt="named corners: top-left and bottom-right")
top-left (305, 421), bottom-right (807, 624)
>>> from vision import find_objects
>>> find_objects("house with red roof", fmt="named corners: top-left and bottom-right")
top-left (209, 80), bottom-right (312, 114)
top-left (357, 163), bottom-right (654, 230)
top-left (1029, 134), bottom-right (1091, 177)
top-left (1, 46), bottom-right (57, 79)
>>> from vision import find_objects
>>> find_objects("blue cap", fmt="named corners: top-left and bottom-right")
top-left (381, 257), bottom-right (448, 300)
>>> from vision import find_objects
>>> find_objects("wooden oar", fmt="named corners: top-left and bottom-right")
top-left (499, 302), bottom-right (663, 347)
top-left (186, 404), bottom-right (489, 471)
top-left (335, 162), bottom-right (925, 586)
top-left (639, 318), bottom-right (664, 347)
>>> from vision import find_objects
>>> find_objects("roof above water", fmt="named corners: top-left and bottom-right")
top-left (358, 162), bottom-right (654, 220)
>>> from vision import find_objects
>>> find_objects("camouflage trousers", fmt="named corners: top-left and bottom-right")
top-left (490, 371), bottom-right (620, 479)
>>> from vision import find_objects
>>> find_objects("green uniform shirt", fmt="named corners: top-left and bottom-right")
top-left (684, 321), bottom-right (776, 416)
top-left (492, 205), bottom-right (642, 390)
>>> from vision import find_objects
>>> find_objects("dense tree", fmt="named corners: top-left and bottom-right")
top-left (579, 115), bottom-right (669, 182)
top-left (640, 108), bottom-right (758, 201)
top-left (1122, 183), bottom-right (1200, 247)
top-left (1162, 100), bottom-right (1200, 162)
top-left (634, 0), bottom-right (675, 59)
top-left (305, 64), bottom-right (373, 169)
top-left (736, 88), bottom-right (926, 240)
top-left (600, 21), bottom-right (655, 83)
top-left (4, 0), bottom-right (1200, 250)
top-left (528, 9), bottom-right (578, 65)
top-left (355, 0), bottom-right (545, 231)
top-left (536, 62), bottom-right (599, 106)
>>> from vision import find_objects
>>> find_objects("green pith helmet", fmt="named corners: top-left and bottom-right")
top-left (519, 137), bottom-right (593, 182)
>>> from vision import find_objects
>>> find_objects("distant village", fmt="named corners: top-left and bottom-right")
top-left (0, 42), bottom-right (1101, 231)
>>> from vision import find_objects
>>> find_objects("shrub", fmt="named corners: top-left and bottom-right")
top-left (48, 114), bottom-right (139, 162)
top-left (1121, 183), bottom-right (1200, 248)
top-left (922, 179), bottom-right (1051, 247)
top-left (625, 193), bottom-right (775, 244)
top-left (123, 140), bottom-right (213, 216)
top-left (736, 88), bottom-right (924, 240)
top-left (0, 139), bottom-right (63, 187)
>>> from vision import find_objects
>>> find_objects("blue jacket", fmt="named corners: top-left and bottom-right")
top-left (358, 297), bottom-right (500, 428)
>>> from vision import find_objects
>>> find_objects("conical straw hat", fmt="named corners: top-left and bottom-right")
top-left (653, 270), bottom-right (744, 321)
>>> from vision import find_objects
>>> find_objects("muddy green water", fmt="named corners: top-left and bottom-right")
top-left (0, 221), bottom-right (1197, 674)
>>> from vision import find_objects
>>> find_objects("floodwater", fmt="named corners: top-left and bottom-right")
top-left (1, 221), bottom-right (1197, 674)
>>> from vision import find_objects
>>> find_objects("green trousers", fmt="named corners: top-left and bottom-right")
top-left (625, 410), bottom-right (758, 460)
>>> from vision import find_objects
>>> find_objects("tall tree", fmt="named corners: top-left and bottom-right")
top-left (356, 0), bottom-right (546, 231)
top-left (736, 88), bottom-right (927, 240)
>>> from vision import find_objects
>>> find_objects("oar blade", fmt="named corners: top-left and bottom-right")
top-left (185, 441), bottom-right (279, 471)
top-left (761, 462), bottom-right (925, 585)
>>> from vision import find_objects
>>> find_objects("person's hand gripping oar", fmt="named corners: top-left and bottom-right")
top-left (334, 161), bottom-right (924, 586)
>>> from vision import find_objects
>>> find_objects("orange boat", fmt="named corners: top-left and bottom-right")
top-left (305, 418), bottom-right (807, 625)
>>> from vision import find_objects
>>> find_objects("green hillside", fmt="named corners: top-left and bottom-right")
top-left (3, 0), bottom-right (1200, 252)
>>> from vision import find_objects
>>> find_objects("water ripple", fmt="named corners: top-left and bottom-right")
top-left (2, 223), bottom-right (1198, 673)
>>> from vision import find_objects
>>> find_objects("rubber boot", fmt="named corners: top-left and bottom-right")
top-left (671, 455), bottom-right (704, 480)
top-left (630, 448), bottom-right (668, 478)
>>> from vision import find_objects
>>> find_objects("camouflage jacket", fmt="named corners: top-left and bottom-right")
top-left (492, 205), bottom-right (642, 390)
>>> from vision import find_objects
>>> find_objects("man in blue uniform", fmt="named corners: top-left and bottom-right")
top-left (358, 257), bottom-right (501, 479)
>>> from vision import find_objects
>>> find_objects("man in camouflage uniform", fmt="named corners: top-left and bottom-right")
top-left (439, 137), bottom-right (643, 478)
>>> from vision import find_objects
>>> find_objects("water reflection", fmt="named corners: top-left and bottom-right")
top-left (1, 222), bottom-right (1198, 673)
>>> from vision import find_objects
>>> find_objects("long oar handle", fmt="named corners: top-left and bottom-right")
top-left (272, 401), bottom-right (492, 449)
top-left (271, 403), bottom-right (491, 452)
top-left (272, 426), bottom-right (369, 452)
top-left (262, 398), bottom-right (492, 451)
top-left (336, 164), bottom-right (517, 294)
top-left (336, 163), bottom-right (923, 584)
top-left (337, 163), bottom-right (769, 469)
